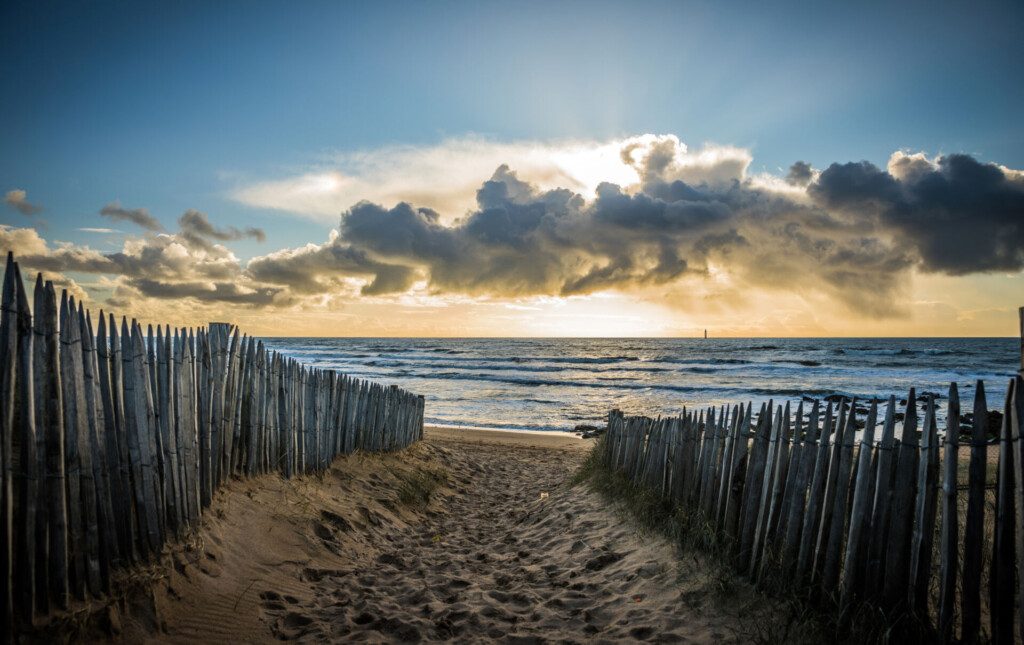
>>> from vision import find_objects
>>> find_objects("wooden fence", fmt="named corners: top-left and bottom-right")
top-left (602, 377), bottom-right (1023, 642)
top-left (0, 254), bottom-right (425, 631)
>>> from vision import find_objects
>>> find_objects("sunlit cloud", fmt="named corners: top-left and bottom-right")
top-left (230, 134), bottom-right (748, 221)
top-left (3, 134), bottom-right (1022, 336)
top-left (4, 188), bottom-right (42, 215)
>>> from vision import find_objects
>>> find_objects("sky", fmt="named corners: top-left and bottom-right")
top-left (1, 0), bottom-right (1022, 337)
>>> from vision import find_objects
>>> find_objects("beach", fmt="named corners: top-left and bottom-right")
top-left (78, 426), bottom-right (769, 643)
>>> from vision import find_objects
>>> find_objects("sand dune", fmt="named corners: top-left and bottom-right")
top-left (57, 427), bottom-right (769, 643)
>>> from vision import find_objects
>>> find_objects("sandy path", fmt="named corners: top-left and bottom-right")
top-left (84, 427), bottom-right (770, 643)
top-left (254, 428), bottom-right (763, 643)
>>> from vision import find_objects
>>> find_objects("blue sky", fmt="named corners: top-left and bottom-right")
top-left (1, 1), bottom-right (1022, 336)
top-left (3, 1), bottom-right (1022, 248)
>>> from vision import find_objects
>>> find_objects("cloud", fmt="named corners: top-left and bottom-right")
top-left (78, 227), bottom-right (120, 234)
top-left (622, 134), bottom-right (752, 189)
top-left (230, 134), bottom-right (748, 221)
top-left (810, 152), bottom-right (1024, 274)
top-left (786, 161), bottom-right (814, 186)
top-left (245, 228), bottom-right (420, 297)
top-left (2, 135), bottom-right (1022, 324)
top-left (100, 202), bottom-right (163, 231)
top-left (4, 189), bottom-right (42, 215)
top-left (177, 209), bottom-right (265, 251)
top-left (250, 146), bottom-right (913, 315)
top-left (0, 208), bottom-right (283, 311)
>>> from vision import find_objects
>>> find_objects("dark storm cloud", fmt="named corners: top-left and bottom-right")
top-left (811, 154), bottom-right (1024, 274)
top-left (100, 202), bottom-right (163, 231)
top-left (4, 145), bottom-right (1022, 315)
top-left (315, 165), bottom-right (905, 308)
top-left (250, 149), bottom-right (1020, 315)
top-left (360, 170), bottom-right (726, 296)
top-left (786, 161), bottom-right (814, 186)
top-left (246, 234), bottom-right (419, 296)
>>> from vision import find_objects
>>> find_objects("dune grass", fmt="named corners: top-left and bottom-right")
top-left (396, 467), bottom-right (449, 508)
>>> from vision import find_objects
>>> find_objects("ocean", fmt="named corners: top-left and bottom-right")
top-left (262, 337), bottom-right (1017, 433)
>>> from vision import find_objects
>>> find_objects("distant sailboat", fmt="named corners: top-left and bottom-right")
top-left (704, 329), bottom-right (707, 339)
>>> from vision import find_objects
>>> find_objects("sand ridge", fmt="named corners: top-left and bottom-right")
top-left (107, 427), bottom-right (768, 643)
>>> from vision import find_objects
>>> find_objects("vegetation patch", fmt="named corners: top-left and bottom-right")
top-left (396, 467), bottom-right (448, 508)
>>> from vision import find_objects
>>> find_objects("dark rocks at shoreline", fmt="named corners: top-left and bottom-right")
top-left (574, 424), bottom-right (606, 439)
top-left (959, 410), bottom-right (1003, 439)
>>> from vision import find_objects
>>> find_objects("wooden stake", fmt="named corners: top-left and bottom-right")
top-left (961, 380), bottom-right (988, 642)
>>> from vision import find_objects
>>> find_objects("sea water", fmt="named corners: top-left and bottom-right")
top-left (262, 337), bottom-right (1016, 432)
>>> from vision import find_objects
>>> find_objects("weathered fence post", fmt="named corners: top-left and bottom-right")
top-left (882, 390), bottom-right (920, 610)
top-left (864, 397), bottom-right (896, 600)
top-left (961, 380), bottom-right (988, 642)
top-left (1019, 306), bottom-right (1023, 376)
top-left (796, 401), bottom-right (833, 583)
top-left (1010, 375), bottom-right (1024, 643)
top-left (908, 394), bottom-right (939, 616)
top-left (841, 399), bottom-right (879, 606)
top-left (12, 263), bottom-right (36, 621)
top-left (0, 254), bottom-right (418, 631)
top-left (821, 399), bottom-right (858, 595)
top-left (938, 384), bottom-right (960, 642)
top-left (991, 379), bottom-right (1015, 643)
top-left (1, 254), bottom-right (18, 628)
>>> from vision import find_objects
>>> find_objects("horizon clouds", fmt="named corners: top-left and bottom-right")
top-left (2, 134), bottom-right (1022, 334)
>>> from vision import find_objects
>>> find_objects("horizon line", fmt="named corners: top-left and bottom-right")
top-left (254, 334), bottom-right (1018, 340)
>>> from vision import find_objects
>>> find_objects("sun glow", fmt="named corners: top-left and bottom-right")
top-left (544, 141), bottom-right (641, 197)
top-left (511, 294), bottom-right (680, 337)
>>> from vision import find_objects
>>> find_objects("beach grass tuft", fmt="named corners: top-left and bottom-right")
top-left (396, 466), bottom-right (448, 508)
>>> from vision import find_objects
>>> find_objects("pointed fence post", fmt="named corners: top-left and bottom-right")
top-left (12, 263), bottom-right (37, 622)
top-left (962, 380), bottom-right (988, 642)
top-left (937, 384), bottom-right (960, 642)
top-left (0, 255), bottom-right (426, 629)
top-left (841, 399), bottom-right (879, 605)
top-left (991, 379), bottom-right (1015, 643)
top-left (0, 254), bottom-right (18, 628)
top-left (1019, 306), bottom-right (1023, 376)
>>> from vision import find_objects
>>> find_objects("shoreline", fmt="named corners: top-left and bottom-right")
top-left (425, 424), bottom-right (592, 450)
top-left (425, 422), bottom-right (589, 438)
